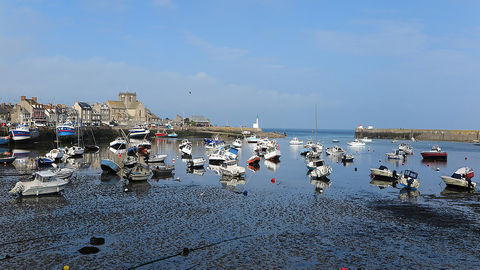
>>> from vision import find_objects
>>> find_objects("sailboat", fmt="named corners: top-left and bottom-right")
top-left (65, 118), bottom-right (84, 157)
top-left (84, 129), bottom-right (100, 152)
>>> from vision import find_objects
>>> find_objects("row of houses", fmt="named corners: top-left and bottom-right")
top-left (0, 92), bottom-right (211, 127)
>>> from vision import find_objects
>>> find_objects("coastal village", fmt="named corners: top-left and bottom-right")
top-left (0, 91), bottom-right (211, 128)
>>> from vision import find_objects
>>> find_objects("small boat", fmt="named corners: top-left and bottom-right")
top-left (306, 148), bottom-right (322, 159)
top-left (398, 170), bottom-right (420, 190)
top-left (398, 143), bottom-right (414, 155)
top-left (348, 139), bottom-right (365, 147)
top-left (146, 154), bottom-right (167, 163)
top-left (9, 171), bottom-right (69, 196)
top-left (325, 145), bottom-right (345, 155)
top-left (208, 149), bottom-right (226, 164)
top-left (247, 155), bottom-right (260, 165)
top-left (370, 165), bottom-right (398, 180)
top-left (0, 156), bottom-right (16, 164)
top-left (332, 139), bottom-right (340, 143)
top-left (167, 132), bottom-right (178, 138)
top-left (308, 163), bottom-right (332, 179)
top-left (246, 135), bottom-right (259, 144)
top-left (155, 130), bottom-right (168, 137)
top-left (123, 156), bottom-right (138, 168)
top-left (180, 144), bottom-right (192, 156)
top-left (152, 165), bottom-right (175, 177)
top-left (421, 145), bottom-right (447, 160)
top-left (9, 124), bottom-right (31, 141)
top-left (232, 138), bottom-right (242, 148)
top-left (65, 146), bottom-right (84, 157)
top-left (219, 160), bottom-right (246, 177)
top-left (56, 124), bottom-right (76, 137)
top-left (306, 158), bottom-right (327, 170)
top-left (84, 145), bottom-right (100, 152)
top-left (46, 148), bottom-right (64, 160)
top-left (360, 137), bottom-right (372, 143)
top-left (289, 137), bottom-right (304, 145)
top-left (264, 146), bottom-right (281, 161)
top-left (304, 140), bottom-right (315, 149)
top-left (441, 167), bottom-right (476, 189)
top-left (37, 157), bottom-right (55, 166)
top-left (385, 149), bottom-right (406, 160)
top-left (128, 127), bottom-right (150, 138)
top-left (187, 157), bottom-right (206, 168)
top-left (179, 139), bottom-right (192, 149)
top-left (110, 137), bottom-right (127, 149)
top-left (51, 167), bottom-right (75, 179)
top-left (0, 135), bottom-right (10, 145)
top-left (341, 153), bottom-right (354, 163)
top-left (125, 163), bottom-right (151, 181)
top-left (101, 159), bottom-right (121, 174)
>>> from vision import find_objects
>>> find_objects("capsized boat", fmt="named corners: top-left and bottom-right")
top-left (9, 170), bottom-right (69, 196)
top-left (146, 154), bottom-right (167, 163)
top-left (421, 145), bottom-right (447, 160)
top-left (370, 165), bottom-right (398, 180)
top-left (289, 137), bottom-right (304, 145)
top-left (101, 159), bottom-right (121, 174)
top-left (398, 170), bottom-right (420, 190)
top-left (441, 167), bottom-right (476, 189)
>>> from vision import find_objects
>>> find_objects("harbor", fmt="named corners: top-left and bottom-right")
top-left (1, 129), bottom-right (480, 268)
top-left (355, 127), bottom-right (480, 142)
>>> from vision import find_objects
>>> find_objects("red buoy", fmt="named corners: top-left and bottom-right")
top-left (271, 178), bottom-right (275, 183)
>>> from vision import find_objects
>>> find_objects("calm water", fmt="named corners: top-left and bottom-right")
top-left (1, 129), bottom-right (480, 269)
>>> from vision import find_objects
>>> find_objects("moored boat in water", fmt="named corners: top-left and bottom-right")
top-left (421, 145), bottom-right (447, 160)
top-left (441, 167), bottom-right (476, 189)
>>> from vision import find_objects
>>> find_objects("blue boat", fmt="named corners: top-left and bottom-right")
top-left (37, 157), bottom-right (54, 166)
top-left (0, 156), bottom-right (16, 164)
top-left (9, 125), bottom-right (31, 142)
top-left (0, 135), bottom-right (10, 145)
top-left (56, 124), bottom-right (76, 137)
top-left (101, 159), bottom-right (121, 174)
top-left (167, 132), bottom-right (178, 138)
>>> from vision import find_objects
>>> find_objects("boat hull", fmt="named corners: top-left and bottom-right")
top-left (421, 152), bottom-right (447, 159)
top-left (20, 181), bottom-right (68, 196)
top-left (101, 159), bottom-right (121, 174)
top-left (441, 176), bottom-right (476, 189)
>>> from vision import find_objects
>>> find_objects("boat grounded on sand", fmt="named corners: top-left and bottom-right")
top-left (370, 165), bottom-right (398, 180)
top-left (101, 159), bottom-right (121, 174)
top-left (9, 171), bottom-right (69, 196)
top-left (398, 170), bottom-right (420, 190)
top-left (441, 167), bottom-right (476, 189)
top-left (421, 145), bottom-right (447, 160)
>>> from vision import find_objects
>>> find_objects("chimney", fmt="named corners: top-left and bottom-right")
top-left (21, 96), bottom-right (26, 101)
top-left (32, 97), bottom-right (37, 102)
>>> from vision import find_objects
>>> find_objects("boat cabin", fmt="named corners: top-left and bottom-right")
top-left (35, 171), bottom-right (58, 182)
top-left (403, 170), bottom-right (418, 179)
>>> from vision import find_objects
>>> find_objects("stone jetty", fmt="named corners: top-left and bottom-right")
top-left (355, 128), bottom-right (480, 142)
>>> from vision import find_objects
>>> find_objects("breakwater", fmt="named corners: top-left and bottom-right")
top-left (355, 128), bottom-right (480, 142)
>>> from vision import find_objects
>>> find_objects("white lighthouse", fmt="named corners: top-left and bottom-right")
top-left (253, 115), bottom-right (259, 129)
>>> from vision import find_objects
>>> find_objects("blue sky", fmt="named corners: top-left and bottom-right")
top-left (1, 0), bottom-right (479, 129)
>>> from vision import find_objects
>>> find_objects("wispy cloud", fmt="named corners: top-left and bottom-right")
top-left (152, 0), bottom-right (175, 9)
top-left (314, 20), bottom-right (427, 56)
top-left (185, 32), bottom-right (249, 60)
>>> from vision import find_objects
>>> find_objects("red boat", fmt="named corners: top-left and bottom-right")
top-left (247, 155), bottom-right (260, 165)
top-left (421, 145), bottom-right (447, 160)
top-left (155, 130), bottom-right (168, 137)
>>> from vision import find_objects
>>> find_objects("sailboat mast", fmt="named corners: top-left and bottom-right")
top-left (315, 104), bottom-right (317, 143)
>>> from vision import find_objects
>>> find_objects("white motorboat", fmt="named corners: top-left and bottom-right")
top-left (219, 160), bottom-right (246, 177)
top-left (332, 139), bottom-right (340, 143)
top-left (441, 167), bottom-right (476, 189)
top-left (385, 149), bottom-right (406, 160)
top-left (123, 156), bottom-right (138, 168)
top-left (289, 137), bottom-right (304, 145)
top-left (360, 137), bottom-right (372, 143)
top-left (9, 171), bottom-right (69, 196)
top-left (246, 135), bottom-right (259, 144)
top-left (264, 147), bottom-right (281, 161)
top-left (51, 167), bottom-right (75, 179)
top-left (398, 170), bottom-right (420, 190)
top-left (308, 163), bottom-right (332, 179)
top-left (187, 157), bottom-right (206, 168)
top-left (179, 139), bottom-right (192, 149)
top-left (180, 144), bottom-right (192, 156)
top-left (65, 146), bottom-right (84, 157)
top-left (304, 140), bottom-right (315, 149)
top-left (326, 145), bottom-right (346, 155)
top-left (46, 148), bottom-right (64, 160)
top-left (370, 165), bottom-right (398, 180)
top-left (125, 163), bottom-right (151, 181)
top-left (341, 153), bottom-right (354, 163)
top-left (110, 137), bottom-right (127, 149)
top-left (306, 158), bottom-right (327, 170)
top-left (146, 154), bottom-right (167, 163)
top-left (306, 148), bottom-right (322, 159)
top-left (398, 143), bottom-right (414, 155)
top-left (128, 127), bottom-right (150, 138)
top-left (232, 138), bottom-right (242, 148)
top-left (348, 139), bottom-right (365, 147)
top-left (208, 149), bottom-right (227, 164)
